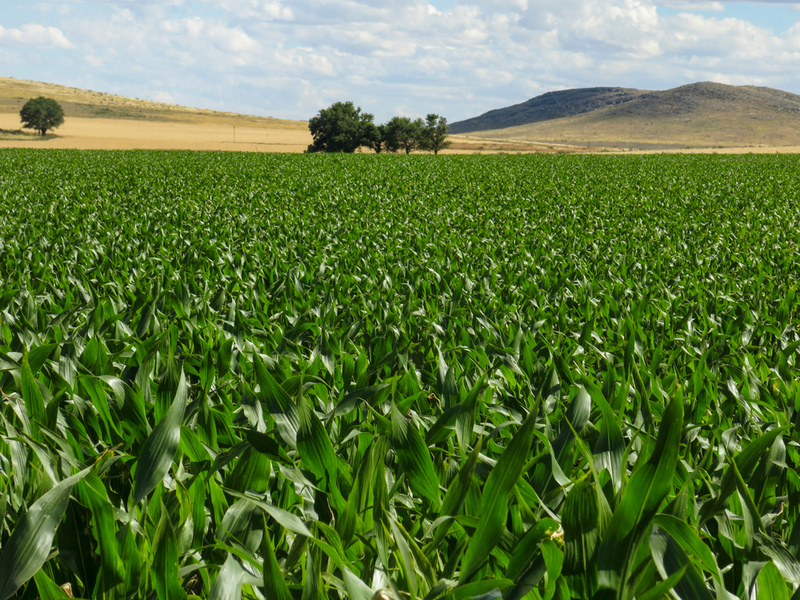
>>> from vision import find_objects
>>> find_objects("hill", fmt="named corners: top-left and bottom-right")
top-left (0, 76), bottom-right (303, 125)
top-left (449, 87), bottom-right (646, 133)
top-left (0, 76), bottom-right (312, 152)
top-left (450, 82), bottom-right (800, 149)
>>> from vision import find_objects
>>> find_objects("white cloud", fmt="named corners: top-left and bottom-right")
top-left (5, 0), bottom-right (800, 122)
top-left (0, 23), bottom-right (73, 48)
top-left (261, 2), bottom-right (294, 20)
top-left (85, 55), bottom-right (104, 67)
top-left (676, 13), bottom-right (774, 58)
top-left (654, 1), bottom-right (724, 10)
top-left (273, 47), bottom-right (338, 76)
top-left (206, 23), bottom-right (260, 53)
top-left (153, 90), bottom-right (177, 103)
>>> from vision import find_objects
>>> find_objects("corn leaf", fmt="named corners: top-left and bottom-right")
top-left (0, 467), bottom-right (90, 600)
top-left (460, 413), bottom-right (536, 582)
top-left (132, 369), bottom-right (188, 506)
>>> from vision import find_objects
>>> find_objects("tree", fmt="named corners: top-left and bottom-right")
top-left (306, 101), bottom-right (374, 153)
top-left (20, 97), bottom-right (65, 136)
top-left (420, 114), bottom-right (450, 154)
top-left (364, 122), bottom-right (388, 153)
top-left (385, 116), bottom-right (424, 154)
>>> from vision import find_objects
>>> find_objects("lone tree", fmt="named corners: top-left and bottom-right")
top-left (306, 101), bottom-right (374, 153)
top-left (20, 97), bottom-right (65, 136)
top-left (420, 114), bottom-right (450, 154)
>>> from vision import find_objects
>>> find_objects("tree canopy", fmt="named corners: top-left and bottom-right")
top-left (363, 123), bottom-right (388, 154)
top-left (306, 101), bottom-right (375, 153)
top-left (20, 97), bottom-right (65, 136)
top-left (420, 114), bottom-right (451, 154)
top-left (307, 102), bottom-right (449, 154)
top-left (385, 116), bottom-right (424, 154)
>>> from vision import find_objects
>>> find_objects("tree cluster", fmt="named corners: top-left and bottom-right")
top-left (307, 102), bottom-right (450, 154)
top-left (20, 97), bottom-right (65, 136)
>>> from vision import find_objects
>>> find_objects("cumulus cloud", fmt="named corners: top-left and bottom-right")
top-left (654, 1), bottom-right (724, 10)
top-left (153, 90), bottom-right (177, 103)
top-left (662, 12), bottom-right (774, 59)
top-left (272, 47), bottom-right (338, 76)
top-left (0, 23), bottom-right (73, 48)
top-left (212, 0), bottom-right (294, 20)
top-left (4, 0), bottom-right (800, 122)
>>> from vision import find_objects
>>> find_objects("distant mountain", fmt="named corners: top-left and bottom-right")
top-left (450, 82), bottom-right (800, 148)
top-left (449, 87), bottom-right (647, 134)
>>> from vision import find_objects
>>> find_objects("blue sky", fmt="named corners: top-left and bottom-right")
top-left (2, 0), bottom-right (800, 122)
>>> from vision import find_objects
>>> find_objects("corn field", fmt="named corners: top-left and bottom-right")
top-left (1, 149), bottom-right (799, 600)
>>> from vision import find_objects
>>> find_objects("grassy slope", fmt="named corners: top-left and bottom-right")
top-left (0, 76), bottom-right (307, 130)
top-left (452, 82), bottom-right (800, 149)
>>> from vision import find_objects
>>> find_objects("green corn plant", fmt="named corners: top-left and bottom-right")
top-left (0, 149), bottom-right (798, 600)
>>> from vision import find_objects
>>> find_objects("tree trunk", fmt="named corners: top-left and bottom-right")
top-left (40, 129), bottom-right (47, 136)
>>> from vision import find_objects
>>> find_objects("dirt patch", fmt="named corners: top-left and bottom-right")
top-left (630, 145), bottom-right (800, 155)
top-left (445, 135), bottom-right (630, 153)
top-left (444, 137), bottom-right (583, 154)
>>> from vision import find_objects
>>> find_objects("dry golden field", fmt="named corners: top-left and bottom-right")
top-left (0, 77), bottom-right (311, 152)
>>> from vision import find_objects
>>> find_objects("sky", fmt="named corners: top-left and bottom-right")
top-left (2, 0), bottom-right (800, 123)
